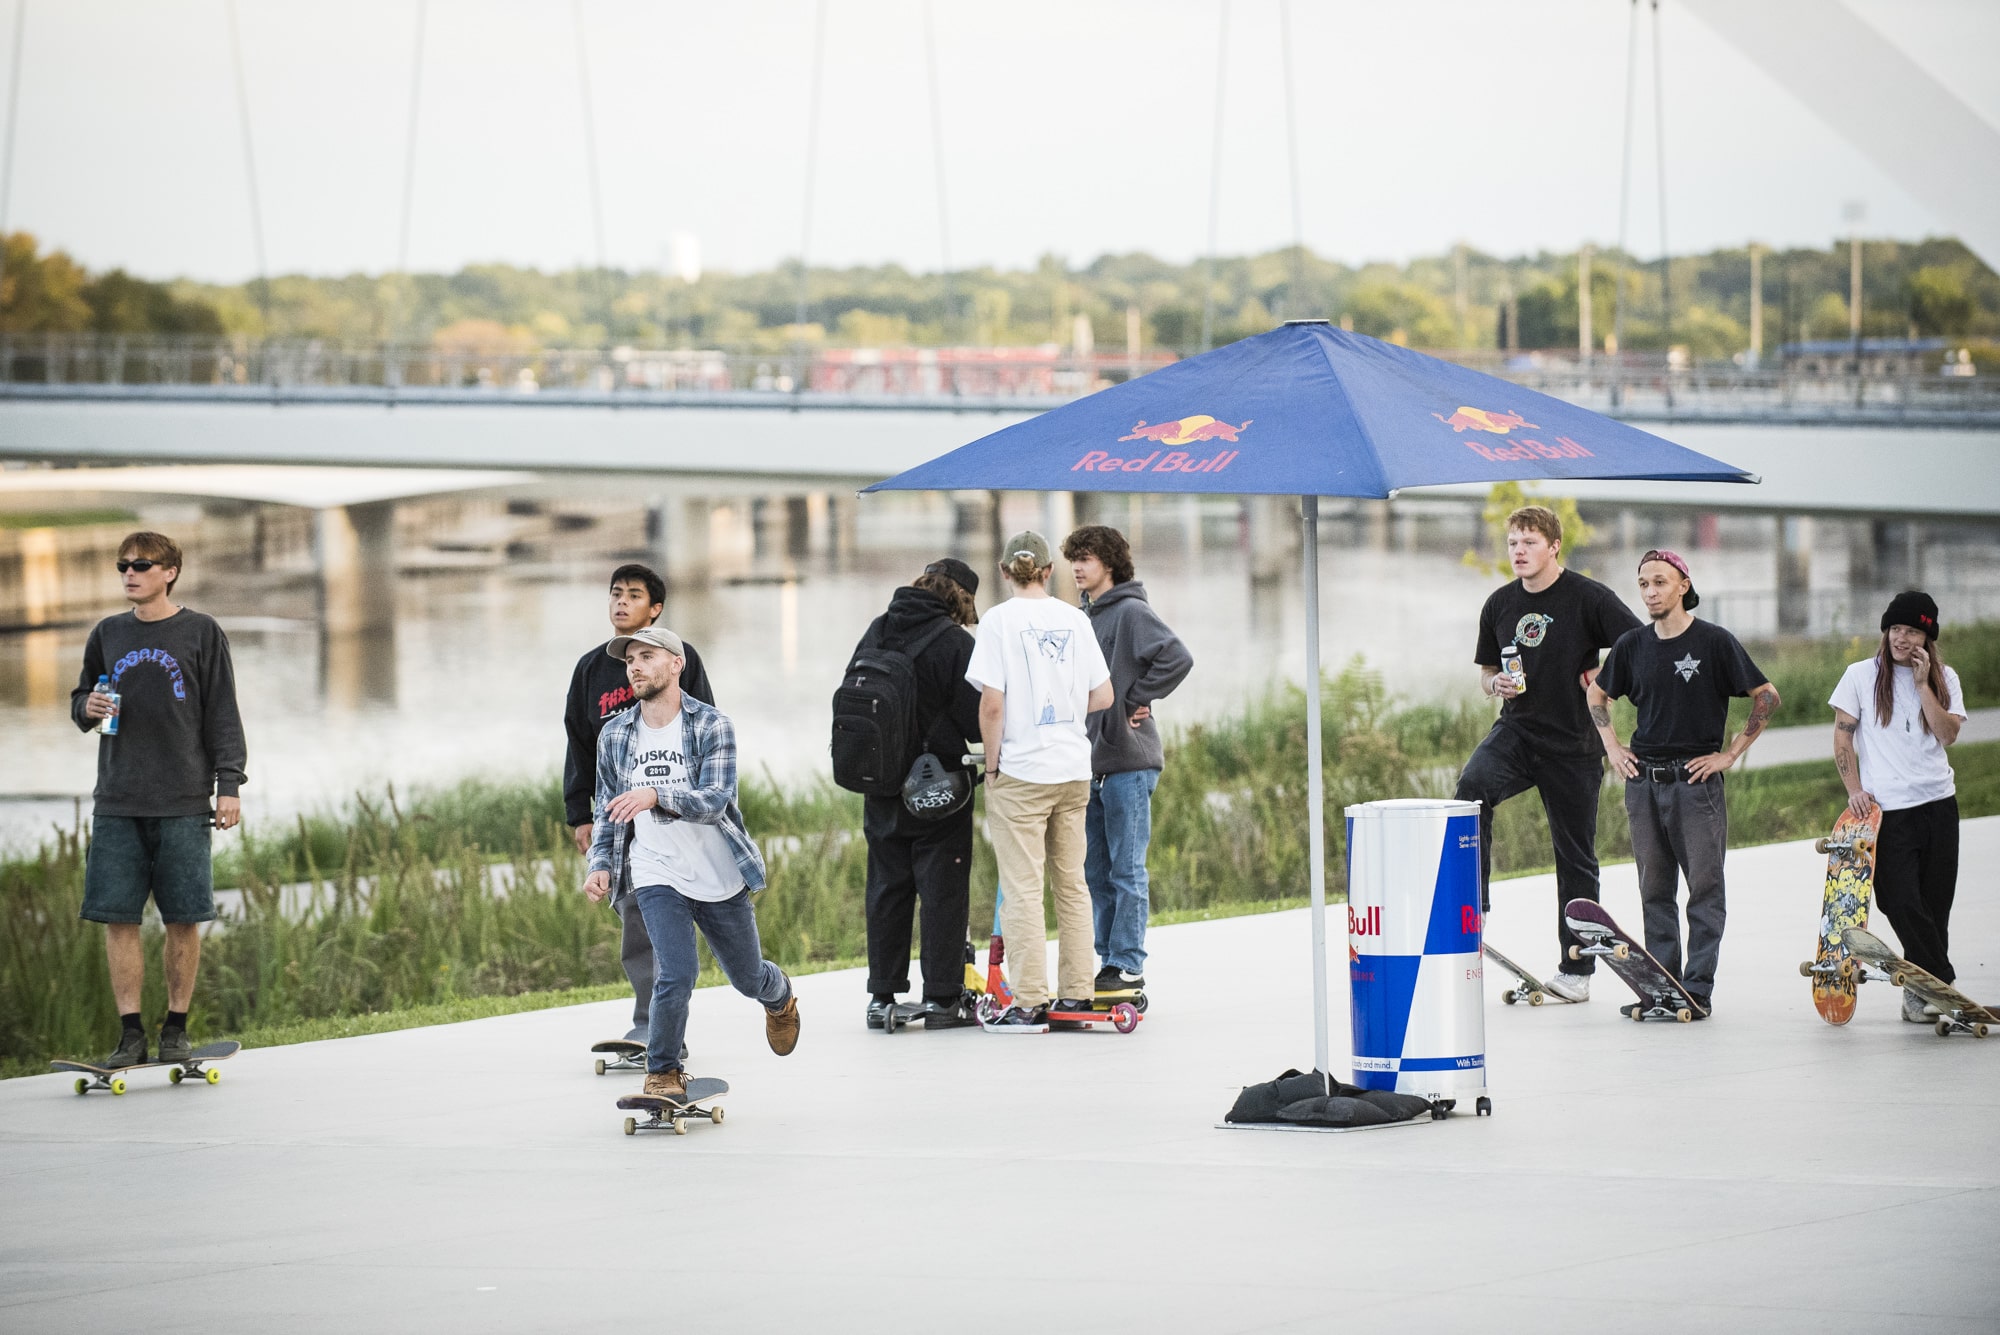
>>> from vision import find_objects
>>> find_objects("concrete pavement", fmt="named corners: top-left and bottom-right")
top-left (3, 822), bottom-right (1997, 1333)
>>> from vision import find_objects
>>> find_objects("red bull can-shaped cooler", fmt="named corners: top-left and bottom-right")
top-left (1345, 799), bottom-right (1487, 1108)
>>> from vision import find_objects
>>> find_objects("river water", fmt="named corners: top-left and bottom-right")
top-left (5, 479), bottom-right (1998, 852)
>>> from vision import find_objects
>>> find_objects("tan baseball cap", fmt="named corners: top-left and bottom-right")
top-left (607, 625), bottom-right (685, 660)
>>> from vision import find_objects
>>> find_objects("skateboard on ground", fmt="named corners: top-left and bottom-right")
top-left (617, 1077), bottom-right (729, 1135)
top-left (1563, 899), bottom-right (1709, 1023)
top-left (52, 1040), bottom-right (240, 1095)
top-left (1798, 807), bottom-right (1881, 1025)
top-left (1840, 927), bottom-right (1998, 1039)
top-left (1484, 943), bottom-right (1563, 1006)
top-left (591, 1039), bottom-right (646, 1074)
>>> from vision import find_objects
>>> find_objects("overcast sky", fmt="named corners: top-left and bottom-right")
top-left (6, 0), bottom-right (1997, 282)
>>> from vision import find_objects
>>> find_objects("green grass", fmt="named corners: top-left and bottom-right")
top-left (0, 508), bottom-right (137, 530)
top-left (6, 648), bottom-right (1995, 1079)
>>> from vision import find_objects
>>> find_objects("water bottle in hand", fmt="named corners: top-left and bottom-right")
top-left (95, 674), bottom-right (121, 735)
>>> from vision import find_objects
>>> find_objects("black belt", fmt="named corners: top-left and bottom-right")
top-left (1632, 758), bottom-right (1691, 783)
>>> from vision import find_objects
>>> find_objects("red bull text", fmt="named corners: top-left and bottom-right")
top-left (1078, 414), bottom-right (1249, 474)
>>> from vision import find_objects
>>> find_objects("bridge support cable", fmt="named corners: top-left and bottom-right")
top-left (1199, 0), bottom-right (1229, 352)
top-left (389, 0), bottom-right (428, 375)
top-left (1609, 0), bottom-right (1638, 406)
top-left (795, 0), bottom-right (828, 340)
top-left (1652, 0), bottom-right (1672, 411)
top-left (572, 0), bottom-right (611, 334)
top-left (223, 0), bottom-right (272, 341)
top-left (921, 0), bottom-right (954, 341)
top-left (1278, 0), bottom-right (1305, 316)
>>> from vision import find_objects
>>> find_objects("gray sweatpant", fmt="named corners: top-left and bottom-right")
top-left (616, 891), bottom-right (654, 1041)
top-left (1623, 770), bottom-right (1728, 1004)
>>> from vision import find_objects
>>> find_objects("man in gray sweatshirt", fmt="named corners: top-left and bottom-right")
top-left (1063, 525), bottom-right (1194, 997)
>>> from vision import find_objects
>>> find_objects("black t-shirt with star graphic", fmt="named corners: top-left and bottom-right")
top-left (1596, 618), bottom-right (1768, 760)
top-left (1473, 569), bottom-right (1642, 757)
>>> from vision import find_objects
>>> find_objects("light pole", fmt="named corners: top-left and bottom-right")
top-left (1844, 200), bottom-right (1866, 377)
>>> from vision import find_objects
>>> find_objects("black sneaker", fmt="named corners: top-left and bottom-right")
top-left (156, 1026), bottom-right (192, 1064)
top-left (103, 1029), bottom-right (149, 1069)
top-left (921, 995), bottom-right (979, 1030)
top-left (1048, 997), bottom-right (1096, 1031)
top-left (1095, 967), bottom-right (1144, 994)
top-left (981, 1003), bottom-right (1049, 1034)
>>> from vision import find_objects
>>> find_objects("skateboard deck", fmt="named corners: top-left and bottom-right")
top-left (1047, 1001), bottom-right (1144, 1033)
top-left (617, 1077), bottom-right (730, 1135)
top-left (591, 1039), bottom-right (646, 1075)
top-left (1563, 899), bottom-right (1709, 1022)
top-left (1092, 985), bottom-right (1150, 1013)
top-left (1799, 807), bottom-right (1881, 1025)
top-left (52, 1040), bottom-right (240, 1094)
top-left (1484, 943), bottom-right (1560, 1006)
top-left (1840, 927), bottom-right (1998, 1038)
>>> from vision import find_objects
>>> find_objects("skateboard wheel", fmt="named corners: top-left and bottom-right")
top-left (1132, 994), bottom-right (1149, 1013)
top-left (673, 1119), bottom-right (688, 1136)
top-left (624, 1117), bottom-right (636, 1136)
top-left (1814, 838), bottom-right (1831, 854)
top-left (1528, 991), bottom-right (1545, 1006)
top-left (73, 1078), bottom-right (87, 1096)
top-left (712, 1105), bottom-right (725, 1124)
top-left (169, 1068), bottom-right (183, 1085)
top-left (1838, 958), bottom-right (1859, 981)
top-left (1612, 943), bottom-right (1631, 961)
top-left (1501, 990), bottom-right (1517, 1005)
top-left (205, 1067), bottom-right (221, 1085)
top-left (1798, 961), bottom-right (1814, 979)
top-left (1935, 1019), bottom-right (1952, 1038)
top-left (1891, 971), bottom-right (1909, 989)
top-left (110, 1078), bottom-right (127, 1095)
top-left (1567, 946), bottom-right (1582, 961)
top-left (1676, 1009), bottom-right (1692, 1023)
top-left (595, 1059), bottom-right (607, 1075)
top-left (1111, 1003), bottom-right (1139, 1033)
top-left (1975, 1024), bottom-right (1990, 1040)
top-left (1629, 1008), bottom-right (1644, 1023)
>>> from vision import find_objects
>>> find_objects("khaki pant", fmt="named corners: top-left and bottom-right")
top-left (986, 773), bottom-right (1094, 1008)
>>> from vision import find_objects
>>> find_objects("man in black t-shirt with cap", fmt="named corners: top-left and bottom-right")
top-left (1587, 550), bottom-right (1781, 1015)
top-left (1454, 506), bottom-right (1642, 1003)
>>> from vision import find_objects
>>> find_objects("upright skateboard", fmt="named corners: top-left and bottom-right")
top-left (591, 1039), bottom-right (645, 1074)
top-left (617, 1077), bottom-right (730, 1135)
top-left (1563, 899), bottom-right (1709, 1023)
top-left (51, 1040), bottom-right (240, 1095)
top-left (1484, 943), bottom-right (1561, 1006)
top-left (1841, 927), bottom-right (1998, 1039)
top-left (1798, 807), bottom-right (1881, 1025)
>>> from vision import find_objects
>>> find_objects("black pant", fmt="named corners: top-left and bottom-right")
top-left (1625, 766), bottom-right (1728, 1004)
top-left (1454, 723), bottom-right (1606, 973)
top-left (863, 794), bottom-right (973, 1002)
top-left (1876, 795), bottom-right (1960, 985)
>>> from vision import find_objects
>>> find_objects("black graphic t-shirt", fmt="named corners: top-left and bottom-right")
top-left (1473, 570), bottom-right (1642, 756)
top-left (1596, 619), bottom-right (1768, 760)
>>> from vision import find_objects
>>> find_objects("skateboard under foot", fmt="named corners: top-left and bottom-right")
top-left (1798, 808), bottom-right (1881, 1025)
top-left (618, 1077), bottom-right (730, 1135)
top-left (1841, 927), bottom-right (1998, 1039)
top-left (52, 1040), bottom-right (241, 1095)
top-left (1564, 899), bottom-right (1709, 1023)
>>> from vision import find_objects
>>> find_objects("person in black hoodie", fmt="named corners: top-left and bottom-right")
top-left (853, 558), bottom-right (985, 1029)
top-left (562, 562), bottom-right (714, 1042)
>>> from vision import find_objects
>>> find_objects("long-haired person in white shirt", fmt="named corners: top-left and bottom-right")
top-left (1829, 591), bottom-right (1967, 1020)
top-left (965, 531), bottom-right (1113, 1032)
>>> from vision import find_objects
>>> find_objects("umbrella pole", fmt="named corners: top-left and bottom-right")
top-left (1300, 494), bottom-right (1331, 1089)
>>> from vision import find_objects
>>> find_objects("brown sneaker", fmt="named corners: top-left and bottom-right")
top-left (765, 993), bottom-right (801, 1056)
top-left (643, 1070), bottom-right (686, 1101)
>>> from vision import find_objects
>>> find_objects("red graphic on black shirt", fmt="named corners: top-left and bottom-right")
top-left (598, 685), bottom-right (634, 720)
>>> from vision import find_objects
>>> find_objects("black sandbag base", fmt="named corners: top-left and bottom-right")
top-left (1217, 1068), bottom-right (1455, 1133)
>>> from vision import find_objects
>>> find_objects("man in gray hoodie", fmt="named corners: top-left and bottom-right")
top-left (1063, 525), bottom-right (1194, 998)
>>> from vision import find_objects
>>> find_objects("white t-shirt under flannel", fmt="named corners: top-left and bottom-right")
top-left (1827, 659), bottom-right (1965, 811)
top-left (965, 594), bottom-right (1110, 785)
top-left (627, 713), bottom-right (746, 902)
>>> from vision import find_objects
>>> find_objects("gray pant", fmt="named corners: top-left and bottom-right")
top-left (616, 892), bottom-right (654, 1042)
top-left (1623, 769), bottom-right (1728, 1003)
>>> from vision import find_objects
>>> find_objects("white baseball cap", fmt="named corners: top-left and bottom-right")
top-left (607, 625), bottom-right (685, 660)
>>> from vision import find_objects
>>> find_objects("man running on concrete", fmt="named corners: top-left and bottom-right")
top-left (1063, 524), bottom-right (1193, 999)
top-left (1454, 505), bottom-right (1641, 1002)
top-left (1587, 550), bottom-right (1779, 1016)
top-left (563, 563), bottom-right (714, 1043)
top-left (71, 531), bottom-right (246, 1068)
top-left (584, 626), bottom-right (798, 1100)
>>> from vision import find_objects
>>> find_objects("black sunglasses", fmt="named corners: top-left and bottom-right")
top-left (116, 559), bottom-right (161, 573)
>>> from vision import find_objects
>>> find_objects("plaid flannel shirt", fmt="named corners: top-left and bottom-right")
top-left (586, 695), bottom-right (767, 902)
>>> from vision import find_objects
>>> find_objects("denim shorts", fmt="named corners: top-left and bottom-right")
top-left (80, 814), bottom-right (217, 925)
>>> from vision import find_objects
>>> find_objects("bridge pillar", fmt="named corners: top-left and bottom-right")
top-left (1243, 496), bottom-right (1296, 584)
top-left (829, 494), bottom-right (859, 567)
top-left (316, 501), bottom-right (395, 634)
top-left (652, 497), bottom-right (713, 587)
top-left (1777, 515), bottom-right (1813, 634)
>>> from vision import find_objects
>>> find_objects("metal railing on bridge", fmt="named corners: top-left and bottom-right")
top-left (3, 334), bottom-right (1996, 426)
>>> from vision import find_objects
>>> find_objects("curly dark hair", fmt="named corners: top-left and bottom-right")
top-left (1060, 525), bottom-right (1134, 585)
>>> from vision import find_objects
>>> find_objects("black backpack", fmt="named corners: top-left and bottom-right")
top-left (830, 617), bottom-right (956, 796)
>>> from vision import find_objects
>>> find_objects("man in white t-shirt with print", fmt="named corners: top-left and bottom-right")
top-left (585, 627), bottom-right (800, 1100)
top-left (967, 530), bottom-right (1114, 1031)
top-left (1829, 591), bottom-right (1968, 1019)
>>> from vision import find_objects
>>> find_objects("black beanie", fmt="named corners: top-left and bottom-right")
top-left (1881, 591), bottom-right (1940, 640)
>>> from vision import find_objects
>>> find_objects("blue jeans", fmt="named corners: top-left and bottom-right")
top-left (1085, 768), bottom-right (1159, 974)
top-left (632, 884), bottom-right (791, 1074)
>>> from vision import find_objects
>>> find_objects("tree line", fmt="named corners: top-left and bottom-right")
top-left (2, 229), bottom-right (1995, 365)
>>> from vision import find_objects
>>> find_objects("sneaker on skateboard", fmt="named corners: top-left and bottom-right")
top-left (617, 1077), bottom-right (730, 1135)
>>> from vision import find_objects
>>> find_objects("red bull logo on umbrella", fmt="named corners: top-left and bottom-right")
top-left (1072, 414), bottom-right (1251, 475)
top-left (1433, 406), bottom-right (1535, 434)
top-left (1433, 405), bottom-right (1595, 464)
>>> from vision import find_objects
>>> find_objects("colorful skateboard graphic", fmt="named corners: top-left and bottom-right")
top-left (1798, 807), bottom-right (1881, 1025)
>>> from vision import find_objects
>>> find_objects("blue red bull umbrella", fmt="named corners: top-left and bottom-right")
top-left (863, 320), bottom-right (1757, 1088)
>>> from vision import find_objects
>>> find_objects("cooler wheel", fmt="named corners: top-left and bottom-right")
top-left (1475, 1097), bottom-right (1492, 1117)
